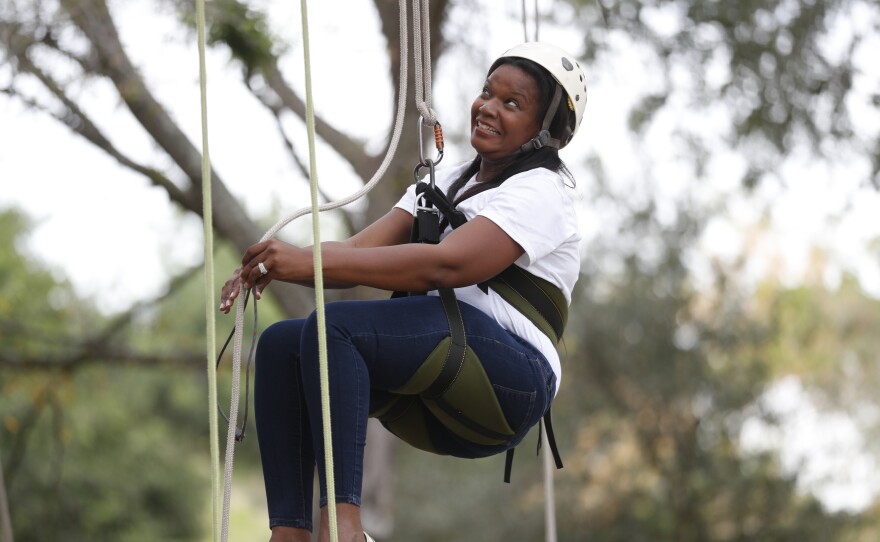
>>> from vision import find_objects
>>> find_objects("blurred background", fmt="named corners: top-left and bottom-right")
top-left (1, 0), bottom-right (879, 540)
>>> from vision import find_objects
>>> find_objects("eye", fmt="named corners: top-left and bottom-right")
top-left (480, 86), bottom-right (490, 96)
top-left (505, 98), bottom-right (520, 108)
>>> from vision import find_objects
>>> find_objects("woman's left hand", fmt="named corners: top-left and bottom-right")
top-left (240, 239), bottom-right (311, 299)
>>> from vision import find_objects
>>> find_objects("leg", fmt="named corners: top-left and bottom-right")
top-left (255, 319), bottom-right (315, 535)
top-left (273, 296), bottom-right (555, 540)
top-left (298, 297), bottom-right (457, 541)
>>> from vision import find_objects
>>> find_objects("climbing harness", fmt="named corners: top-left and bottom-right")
top-left (372, 168), bottom-right (567, 483)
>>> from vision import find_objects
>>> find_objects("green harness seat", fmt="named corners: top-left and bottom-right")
top-left (369, 180), bottom-right (566, 481)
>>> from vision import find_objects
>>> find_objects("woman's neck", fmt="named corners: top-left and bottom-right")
top-left (476, 154), bottom-right (516, 182)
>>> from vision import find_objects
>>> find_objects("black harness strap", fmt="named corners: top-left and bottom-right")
top-left (480, 266), bottom-right (566, 343)
top-left (409, 178), bottom-right (567, 483)
top-left (423, 288), bottom-right (468, 398)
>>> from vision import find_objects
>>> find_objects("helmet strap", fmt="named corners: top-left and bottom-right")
top-left (520, 85), bottom-right (566, 153)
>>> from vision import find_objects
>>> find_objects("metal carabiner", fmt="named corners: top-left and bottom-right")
top-left (413, 157), bottom-right (437, 190)
top-left (417, 117), bottom-right (444, 167)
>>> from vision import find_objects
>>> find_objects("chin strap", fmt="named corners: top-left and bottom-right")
top-left (520, 84), bottom-right (572, 153)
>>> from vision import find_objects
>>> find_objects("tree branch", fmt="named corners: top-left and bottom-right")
top-left (12, 1), bottom-right (316, 316)
top-left (57, 0), bottom-right (266, 250)
top-left (4, 62), bottom-right (195, 209)
top-left (247, 81), bottom-right (358, 236)
top-left (0, 350), bottom-right (206, 371)
top-left (260, 61), bottom-right (380, 182)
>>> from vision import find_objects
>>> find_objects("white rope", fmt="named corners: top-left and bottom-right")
top-left (542, 429), bottom-right (558, 542)
top-left (218, 1), bottom-right (412, 540)
top-left (412, 0), bottom-right (436, 124)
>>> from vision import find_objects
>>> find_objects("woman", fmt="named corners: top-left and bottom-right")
top-left (220, 42), bottom-right (587, 542)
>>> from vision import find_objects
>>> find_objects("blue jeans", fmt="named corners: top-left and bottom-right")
top-left (254, 295), bottom-right (556, 531)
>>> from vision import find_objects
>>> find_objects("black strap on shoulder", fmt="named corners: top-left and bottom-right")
top-left (399, 176), bottom-right (566, 483)
top-left (415, 180), bottom-right (567, 346)
top-left (419, 181), bottom-right (467, 229)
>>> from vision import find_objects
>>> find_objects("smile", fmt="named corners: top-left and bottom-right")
top-left (476, 120), bottom-right (500, 135)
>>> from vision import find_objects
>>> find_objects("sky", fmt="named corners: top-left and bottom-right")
top-left (1, 0), bottom-right (879, 512)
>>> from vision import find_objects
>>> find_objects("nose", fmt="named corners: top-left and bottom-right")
top-left (478, 99), bottom-right (498, 117)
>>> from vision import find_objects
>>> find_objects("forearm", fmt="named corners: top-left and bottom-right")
top-left (315, 243), bottom-right (461, 292)
top-left (239, 217), bottom-right (523, 295)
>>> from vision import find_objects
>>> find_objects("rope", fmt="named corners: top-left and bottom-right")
top-left (412, 0), bottom-right (436, 124)
top-left (194, 1), bottom-right (222, 541)
top-left (260, 0), bottom-right (409, 241)
top-left (542, 429), bottom-right (558, 542)
top-left (299, 0), bottom-right (338, 539)
top-left (218, 1), bottom-right (413, 540)
top-left (521, 0), bottom-right (540, 42)
top-left (519, 4), bottom-right (556, 539)
top-left (0, 450), bottom-right (14, 542)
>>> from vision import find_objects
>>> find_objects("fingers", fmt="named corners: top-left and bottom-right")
top-left (241, 257), bottom-right (271, 290)
top-left (240, 242), bottom-right (274, 288)
top-left (219, 268), bottom-right (242, 313)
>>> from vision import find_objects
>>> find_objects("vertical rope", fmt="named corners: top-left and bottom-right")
top-left (534, 0), bottom-right (540, 41)
top-left (219, 1), bottom-right (411, 539)
top-left (0, 450), bottom-right (14, 542)
top-left (542, 429), bottom-right (558, 542)
top-left (412, 0), bottom-right (436, 124)
top-left (194, 1), bottom-right (222, 541)
top-left (299, 0), bottom-right (338, 540)
top-left (522, 0), bottom-right (540, 42)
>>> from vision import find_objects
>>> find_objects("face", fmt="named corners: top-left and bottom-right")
top-left (470, 64), bottom-right (543, 162)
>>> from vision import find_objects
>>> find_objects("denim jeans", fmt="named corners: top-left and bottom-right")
top-left (254, 295), bottom-right (556, 531)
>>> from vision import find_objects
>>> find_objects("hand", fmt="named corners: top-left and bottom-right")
top-left (240, 239), bottom-right (310, 297)
top-left (219, 266), bottom-right (243, 314)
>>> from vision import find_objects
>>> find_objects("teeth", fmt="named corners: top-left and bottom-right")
top-left (478, 121), bottom-right (500, 135)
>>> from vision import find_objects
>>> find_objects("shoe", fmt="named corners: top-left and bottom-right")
top-left (364, 532), bottom-right (377, 542)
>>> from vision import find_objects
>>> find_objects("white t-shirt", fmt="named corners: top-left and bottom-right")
top-left (394, 162), bottom-right (581, 394)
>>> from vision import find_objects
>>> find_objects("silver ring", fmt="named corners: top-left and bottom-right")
top-left (258, 262), bottom-right (268, 276)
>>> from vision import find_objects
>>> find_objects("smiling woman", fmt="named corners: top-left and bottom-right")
top-left (471, 64), bottom-right (544, 163)
top-left (218, 42), bottom-right (588, 542)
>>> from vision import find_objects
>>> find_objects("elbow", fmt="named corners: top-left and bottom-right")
top-left (424, 262), bottom-right (473, 290)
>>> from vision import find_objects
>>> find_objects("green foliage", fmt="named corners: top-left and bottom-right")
top-left (570, 0), bottom-right (880, 183)
top-left (0, 208), bottom-right (212, 541)
top-left (0, 210), bottom-right (99, 366)
top-left (174, 0), bottom-right (282, 78)
top-left (2, 369), bottom-right (206, 542)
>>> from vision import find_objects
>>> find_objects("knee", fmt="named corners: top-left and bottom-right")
top-left (256, 319), bottom-right (305, 366)
top-left (302, 301), bottom-right (356, 341)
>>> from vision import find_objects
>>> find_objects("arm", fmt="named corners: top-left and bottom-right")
top-left (239, 215), bottom-right (524, 295)
top-left (219, 208), bottom-right (414, 312)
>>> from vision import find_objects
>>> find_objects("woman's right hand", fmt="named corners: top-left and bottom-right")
top-left (219, 267), bottom-right (243, 314)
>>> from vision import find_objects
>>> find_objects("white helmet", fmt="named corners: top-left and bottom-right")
top-left (496, 42), bottom-right (587, 149)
